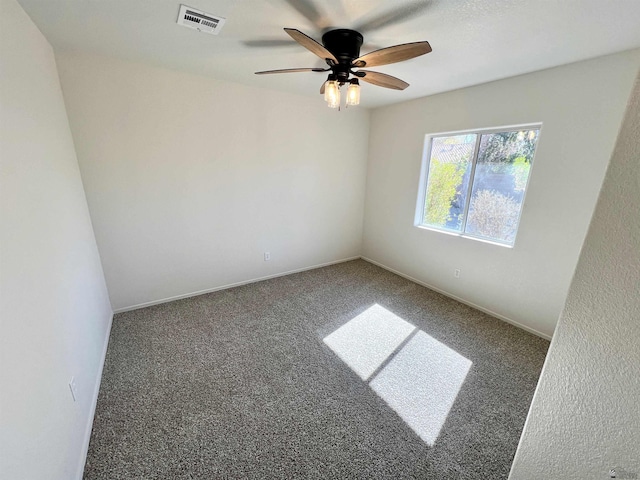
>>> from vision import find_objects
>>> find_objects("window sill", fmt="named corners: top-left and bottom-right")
top-left (414, 224), bottom-right (514, 248)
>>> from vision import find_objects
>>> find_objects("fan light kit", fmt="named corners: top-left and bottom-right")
top-left (256, 28), bottom-right (431, 109)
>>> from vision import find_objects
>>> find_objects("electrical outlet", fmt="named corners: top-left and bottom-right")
top-left (264, 252), bottom-right (271, 261)
top-left (454, 269), bottom-right (461, 278)
top-left (69, 377), bottom-right (78, 402)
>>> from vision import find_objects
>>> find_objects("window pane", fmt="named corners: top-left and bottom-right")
top-left (464, 129), bottom-right (539, 244)
top-left (422, 134), bottom-right (475, 232)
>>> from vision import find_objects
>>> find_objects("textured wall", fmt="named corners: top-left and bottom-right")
top-left (509, 72), bottom-right (640, 478)
top-left (0, 0), bottom-right (113, 478)
top-left (362, 50), bottom-right (640, 338)
top-left (56, 52), bottom-right (370, 311)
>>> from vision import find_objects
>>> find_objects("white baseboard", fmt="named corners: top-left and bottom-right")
top-left (76, 311), bottom-right (114, 479)
top-left (360, 256), bottom-right (552, 341)
top-left (114, 256), bottom-right (361, 314)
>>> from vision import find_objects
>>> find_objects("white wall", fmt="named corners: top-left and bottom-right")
top-left (362, 50), bottom-right (640, 338)
top-left (509, 72), bottom-right (640, 479)
top-left (56, 53), bottom-right (370, 311)
top-left (0, 1), bottom-right (113, 479)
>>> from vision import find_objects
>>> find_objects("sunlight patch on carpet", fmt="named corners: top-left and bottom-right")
top-left (323, 303), bottom-right (415, 380)
top-left (369, 330), bottom-right (472, 445)
top-left (325, 304), bottom-right (472, 445)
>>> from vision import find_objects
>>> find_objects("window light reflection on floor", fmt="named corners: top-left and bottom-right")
top-left (323, 304), bottom-right (472, 446)
top-left (323, 304), bottom-right (415, 380)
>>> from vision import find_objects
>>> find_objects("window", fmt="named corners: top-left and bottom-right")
top-left (415, 125), bottom-right (540, 246)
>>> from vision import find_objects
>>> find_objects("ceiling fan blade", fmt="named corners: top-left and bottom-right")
top-left (353, 41), bottom-right (431, 68)
top-left (320, 81), bottom-right (325, 94)
top-left (354, 1), bottom-right (431, 34)
top-left (357, 70), bottom-right (409, 90)
top-left (255, 68), bottom-right (328, 75)
top-left (283, 0), bottom-right (329, 30)
top-left (284, 28), bottom-right (338, 64)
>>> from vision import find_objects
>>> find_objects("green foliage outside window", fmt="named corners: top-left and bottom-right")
top-left (512, 156), bottom-right (531, 191)
top-left (424, 158), bottom-right (466, 226)
top-left (480, 131), bottom-right (537, 167)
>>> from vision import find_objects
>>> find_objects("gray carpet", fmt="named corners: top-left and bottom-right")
top-left (84, 259), bottom-right (549, 479)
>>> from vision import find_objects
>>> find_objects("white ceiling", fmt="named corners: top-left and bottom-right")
top-left (17, 0), bottom-right (640, 108)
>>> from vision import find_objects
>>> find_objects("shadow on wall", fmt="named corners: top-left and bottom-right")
top-left (323, 304), bottom-right (472, 445)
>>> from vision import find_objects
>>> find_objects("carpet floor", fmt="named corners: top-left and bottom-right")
top-left (84, 259), bottom-right (549, 479)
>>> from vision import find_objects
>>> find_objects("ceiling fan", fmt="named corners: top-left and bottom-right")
top-left (255, 28), bottom-right (432, 108)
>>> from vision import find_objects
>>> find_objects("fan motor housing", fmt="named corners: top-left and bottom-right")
top-left (322, 29), bottom-right (363, 65)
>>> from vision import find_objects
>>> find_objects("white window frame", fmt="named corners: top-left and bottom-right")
top-left (414, 123), bottom-right (542, 247)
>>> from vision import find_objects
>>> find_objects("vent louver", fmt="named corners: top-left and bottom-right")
top-left (177, 4), bottom-right (226, 35)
